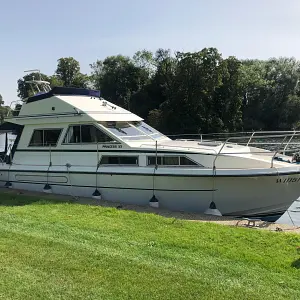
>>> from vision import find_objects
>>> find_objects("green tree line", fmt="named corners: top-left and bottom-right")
top-left (2, 48), bottom-right (300, 133)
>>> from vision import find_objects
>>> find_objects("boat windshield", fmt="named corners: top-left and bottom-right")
top-left (99, 121), bottom-right (168, 141)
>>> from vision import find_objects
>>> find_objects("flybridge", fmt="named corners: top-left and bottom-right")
top-left (27, 86), bottom-right (101, 103)
top-left (20, 69), bottom-right (101, 104)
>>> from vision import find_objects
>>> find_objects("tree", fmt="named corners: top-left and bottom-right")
top-left (133, 50), bottom-right (156, 76)
top-left (239, 59), bottom-right (269, 130)
top-left (0, 94), bottom-right (4, 123)
top-left (13, 48), bottom-right (300, 133)
top-left (0, 94), bottom-right (11, 123)
top-left (159, 48), bottom-right (226, 133)
top-left (90, 55), bottom-right (150, 111)
top-left (262, 57), bottom-right (300, 130)
top-left (147, 109), bottom-right (162, 129)
top-left (48, 75), bottom-right (64, 88)
top-left (55, 57), bottom-right (89, 88)
top-left (240, 57), bottom-right (300, 130)
top-left (214, 56), bottom-right (243, 132)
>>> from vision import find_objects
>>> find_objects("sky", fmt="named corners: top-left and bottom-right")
top-left (1, 0), bottom-right (300, 104)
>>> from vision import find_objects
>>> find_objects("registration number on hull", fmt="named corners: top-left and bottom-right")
top-left (277, 177), bottom-right (300, 183)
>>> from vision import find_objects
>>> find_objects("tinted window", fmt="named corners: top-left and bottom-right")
top-left (147, 156), bottom-right (200, 166)
top-left (119, 156), bottom-right (138, 165)
top-left (164, 156), bottom-right (179, 165)
top-left (101, 156), bottom-right (119, 164)
top-left (100, 156), bottom-right (138, 165)
top-left (148, 156), bottom-right (162, 165)
top-left (29, 129), bottom-right (62, 147)
top-left (30, 130), bottom-right (43, 146)
top-left (180, 156), bottom-right (197, 165)
top-left (44, 130), bottom-right (62, 146)
top-left (63, 125), bottom-right (115, 144)
top-left (65, 125), bottom-right (80, 143)
top-left (148, 156), bottom-right (179, 166)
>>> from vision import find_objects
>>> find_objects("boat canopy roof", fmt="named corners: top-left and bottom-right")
top-left (26, 86), bottom-right (101, 103)
top-left (6, 86), bottom-right (143, 124)
top-left (0, 122), bottom-right (23, 132)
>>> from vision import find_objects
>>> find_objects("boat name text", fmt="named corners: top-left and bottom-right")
top-left (102, 145), bottom-right (122, 149)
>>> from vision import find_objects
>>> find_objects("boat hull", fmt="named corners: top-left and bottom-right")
top-left (0, 166), bottom-right (299, 217)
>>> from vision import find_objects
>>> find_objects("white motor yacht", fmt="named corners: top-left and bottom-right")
top-left (1, 79), bottom-right (300, 218)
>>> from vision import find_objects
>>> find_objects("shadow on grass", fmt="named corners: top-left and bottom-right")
top-left (0, 188), bottom-right (73, 206)
top-left (291, 258), bottom-right (300, 269)
top-left (0, 189), bottom-right (279, 228)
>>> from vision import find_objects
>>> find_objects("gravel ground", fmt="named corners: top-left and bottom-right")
top-left (2, 188), bottom-right (300, 234)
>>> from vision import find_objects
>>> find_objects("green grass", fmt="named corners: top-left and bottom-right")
top-left (0, 190), bottom-right (300, 299)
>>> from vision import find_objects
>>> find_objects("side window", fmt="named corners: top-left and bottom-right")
top-left (148, 156), bottom-right (162, 165)
top-left (100, 156), bottom-right (138, 165)
top-left (147, 156), bottom-right (201, 166)
top-left (148, 156), bottom-right (179, 166)
top-left (179, 156), bottom-right (198, 166)
top-left (65, 125), bottom-right (81, 143)
top-left (29, 129), bottom-right (62, 147)
top-left (63, 125), bottom-right (115, 144)
top-left (30, 130), bottom-right (43, 146)
top-left (44, 130), bottom-right (62, 146)
top-left (164, 156), bottom-right (179, 166)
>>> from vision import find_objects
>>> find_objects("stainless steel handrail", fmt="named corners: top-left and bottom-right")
top-left (213, 132), bottom-right (300, 170)
top-left (271, 136), bottom-right (288, 168)
top-left (246, 132), bottom-right (256, 146)
top-left (168, 130), bottom-right (300, 137)
top-left (283, 130), bottom-right (296, 155)
top-left (169, 131), bottom-right (300, 147)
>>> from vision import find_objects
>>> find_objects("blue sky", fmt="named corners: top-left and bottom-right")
top-left (1, 0), bottom-right (300, 104)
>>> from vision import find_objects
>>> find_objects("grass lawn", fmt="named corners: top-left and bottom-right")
top-left (0, 190), bottom-right (300, 299)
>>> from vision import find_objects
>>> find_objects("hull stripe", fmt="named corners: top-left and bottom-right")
top-left (15, 149), bottom-right (207, 155)
top-left (0, 180), bottom-right (215, 192)
top-left (0, 169), bottom-right (300, 177)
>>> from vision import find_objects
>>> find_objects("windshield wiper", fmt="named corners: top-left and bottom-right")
top-left (115, 127), bottom-right (127, 135)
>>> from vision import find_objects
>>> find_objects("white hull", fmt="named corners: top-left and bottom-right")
top-left (1, 165), bottom-right (299, 217)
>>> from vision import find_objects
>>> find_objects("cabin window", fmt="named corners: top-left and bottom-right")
top-left (164, 156), bottom-right (179, 165)
top-left (180, 156), bottom-right (199, 165)
top-left (100, 156), bottom-right (138, 165)
top-left (63, 125), bottom-right (116, 144)
top-left (147, 156), bottom-right (200, 166)
top-left (148, 156), bottom-right (162, 165)
top-left (29, 129), bottom-right (62, 147)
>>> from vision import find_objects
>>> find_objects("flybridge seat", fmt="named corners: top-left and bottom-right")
top-left (26, 86), bottom-right (101, 103)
